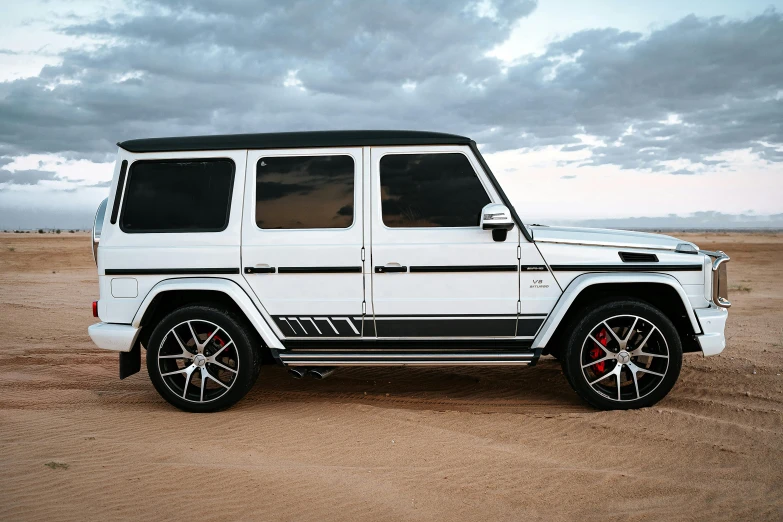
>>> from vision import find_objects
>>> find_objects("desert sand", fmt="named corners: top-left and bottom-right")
top-left (0, 232), bottom-right (781, 521)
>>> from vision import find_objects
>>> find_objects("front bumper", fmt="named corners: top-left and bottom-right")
top-left (694, 306), bottom-right (728, 356)
top-left (88, 322), bottom-right (140, 352)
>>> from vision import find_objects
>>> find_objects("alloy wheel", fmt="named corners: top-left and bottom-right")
top-left (157, 319), bottom-right (239, 403)
top-left (580, 314), bottom-right (670, 403)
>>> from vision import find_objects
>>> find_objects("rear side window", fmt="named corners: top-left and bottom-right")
top-left (255, 155), bottom-right (355, 229)
top-left (380, 153), bottom-right (490, 227)
top-left (120, 159), bottom-right (235, 233)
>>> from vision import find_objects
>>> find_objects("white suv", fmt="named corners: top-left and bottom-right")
top-left (88, 130), bottom-right (730, 412)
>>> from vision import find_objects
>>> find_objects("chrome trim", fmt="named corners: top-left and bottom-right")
top-left (700, 250), bottom-right (730, 271)
top-left (281, 352), bottom-right (535, 359)
top-left (279, 336), bottom-right (537, 341)
top-left (700, 250), bottom-right (731, 308)
top-left (279, 361), bottom-right (534, 366)
top-left (480, 203), bottom-right (515, 231)
top-left (278, 351), bottom-right (536, 366)
top-left (532, 237), bottom-right (683, 251)
top-left (675, 243), bottom-right (698, 254)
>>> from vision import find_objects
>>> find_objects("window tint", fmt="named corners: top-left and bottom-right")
top-left (120, 159), bottom-right (234, 233)
top-left (256, 155), bottom-right (354, 229)
top-left (380, 153), bottom-right (490, 227)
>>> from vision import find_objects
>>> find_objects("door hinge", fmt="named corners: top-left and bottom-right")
top-left (517, 300), bottom-right (522, 314)
top-left (517, 245), bottom-right (522, 259)
top-left (362, 301), bottom-right (367, 314)
top-left (361, 247), bottom-right (366, 261)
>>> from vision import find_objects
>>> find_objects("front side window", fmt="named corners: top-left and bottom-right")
top-left (255, 155), bottom-right (355, 229)
top-left (380, 153), bottom-right (490, 227)
top-left (120, 159), bottom-right (235, 233)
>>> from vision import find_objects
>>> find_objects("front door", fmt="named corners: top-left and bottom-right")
top-left (369, 146), bottom-right (525, 338)
top-left (241, 147), bottom-right (366, 339)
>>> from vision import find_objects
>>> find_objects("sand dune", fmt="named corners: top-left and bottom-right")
top-left (0, 232), bottom-right (781, 521)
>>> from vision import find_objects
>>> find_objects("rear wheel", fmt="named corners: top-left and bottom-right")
top-left (561, 299), bottom-right (682, 410)
top-left (146, 305), bottom-right (260, 412)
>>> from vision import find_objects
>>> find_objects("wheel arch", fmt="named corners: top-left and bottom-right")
top-left (534, 273), bottom-right (702, 355)
top-left (132, 278), bottom-right (284, 352)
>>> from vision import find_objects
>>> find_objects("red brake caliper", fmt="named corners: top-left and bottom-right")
top-left (589, 328), bottom-right (609, 373)
top-left (211, 334), bottom-right (226, 354)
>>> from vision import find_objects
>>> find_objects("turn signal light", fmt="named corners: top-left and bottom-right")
top-left (92, 301), bottom-right (98, 318)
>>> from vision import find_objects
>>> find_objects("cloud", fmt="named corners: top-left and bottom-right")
top-left (0, 168), bottom-right (58, 185)
top-left (0, 1), bottom-right (780, 178)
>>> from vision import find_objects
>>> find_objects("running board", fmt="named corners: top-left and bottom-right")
top-left (277, 350), bottom-right (540, 366)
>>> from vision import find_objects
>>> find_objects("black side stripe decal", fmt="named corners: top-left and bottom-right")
top-left (409, 265), bottom-right (518, 273)
top-left (549, 264), bottom-right (702, 272)
top-left (277, 266), bottom-right (362, 274)
top-left (105, 268), bottom-right (239, 275)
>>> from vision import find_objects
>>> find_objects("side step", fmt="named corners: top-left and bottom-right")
top-left (277, 351), bottom-right (539, 366)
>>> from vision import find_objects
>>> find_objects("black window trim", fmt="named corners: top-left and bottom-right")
top-left (254, 152), bottom-right (358, 232)
top-left (377, 149), bottom-right (494, 230)
top-left (109, 160), bottom-right (128, 225)
top-left (119, 157), bottom-right (236, 234)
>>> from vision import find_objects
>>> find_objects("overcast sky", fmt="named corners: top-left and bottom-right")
top-left (0, 0), bottom-right (781, 229)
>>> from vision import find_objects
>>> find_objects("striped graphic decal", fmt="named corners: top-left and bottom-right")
top-left (274, 316), bottom-right (364, 337)
top-left (274, 315), bottom-right (546, 338)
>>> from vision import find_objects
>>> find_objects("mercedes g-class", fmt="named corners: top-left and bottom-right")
top-left (88, 131), bottom-right (730, 412)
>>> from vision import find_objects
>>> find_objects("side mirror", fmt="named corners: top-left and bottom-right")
top-left (480, 203), bottom-right (515, 242)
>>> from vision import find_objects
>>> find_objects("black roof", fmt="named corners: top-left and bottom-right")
top-left (118, 130), bottom-right (472, 153)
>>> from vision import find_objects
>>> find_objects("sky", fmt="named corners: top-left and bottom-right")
top-left (0, 0), bottom-right (781, 229)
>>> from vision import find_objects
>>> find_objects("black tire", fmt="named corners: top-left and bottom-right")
top-left (146, 305), bottom-right (260, 412)
top-left (561, 299), bottom-right (682, 410)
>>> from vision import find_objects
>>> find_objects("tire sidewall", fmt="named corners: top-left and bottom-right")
top-left (146, 305), bottom-right (258, 413)
top-left (562, 299), bottom-right (683, 410)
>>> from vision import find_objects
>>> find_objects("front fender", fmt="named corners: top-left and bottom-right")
top-left (131, 277), bottom-right (284, 349)
top-left (532, 272), bottom-right (702, 349)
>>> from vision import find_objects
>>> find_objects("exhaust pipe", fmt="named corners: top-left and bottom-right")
top-left (308, 367), bottom-right (336, 380)
top-left (288, 367), bottom-right (310, 379)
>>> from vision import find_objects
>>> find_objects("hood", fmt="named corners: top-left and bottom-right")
top-left (529, 225), bottom-right (698, 252)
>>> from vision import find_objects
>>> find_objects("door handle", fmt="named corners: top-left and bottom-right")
top-left (375, 265), bottom-right (408, 273)
top-left (244, 266), bottom-right (276, 274)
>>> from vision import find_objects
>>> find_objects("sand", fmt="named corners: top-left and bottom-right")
top-left (0, 231), bottom-right (781, 521)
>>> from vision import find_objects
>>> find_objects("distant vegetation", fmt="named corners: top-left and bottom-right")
top-left (6, 229), bottom-right (86, 234)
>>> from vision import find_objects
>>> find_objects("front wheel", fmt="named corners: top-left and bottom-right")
top-left (561, 299), bottom-right (682, 410)
top-left (146, 305), bottom-right (260, 412)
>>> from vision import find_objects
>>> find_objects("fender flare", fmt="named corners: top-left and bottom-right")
top-left (532, 272), bottom-right (702, 349)
top-left (131, 277), bottom-right (284, 349)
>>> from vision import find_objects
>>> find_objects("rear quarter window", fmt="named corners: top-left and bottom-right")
top-left (120, 159), bottom-right (235, 233)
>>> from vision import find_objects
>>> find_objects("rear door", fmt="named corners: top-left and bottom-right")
top-left (369, 146), bottom-right (526, 338)
top-left (241, 148), bottom-right (367, 339)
